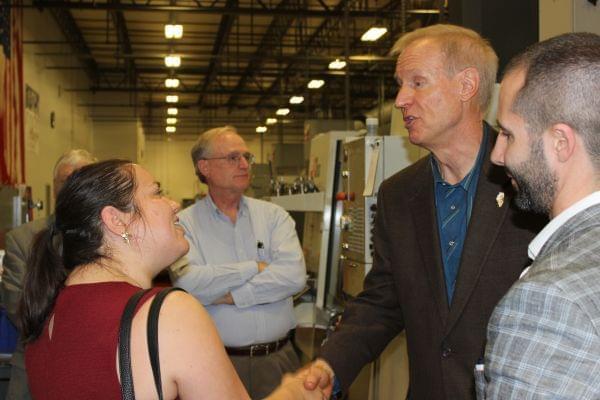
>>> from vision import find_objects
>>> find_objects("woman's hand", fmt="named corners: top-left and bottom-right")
top-left (268, 368), bottom-right (330, 400)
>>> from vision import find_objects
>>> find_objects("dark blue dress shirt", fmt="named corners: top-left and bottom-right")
top-left (432, 129), bottom-right (488, 305)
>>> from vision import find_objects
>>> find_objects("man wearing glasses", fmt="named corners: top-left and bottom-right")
top-left (170, 125), bottom-right (306, 399)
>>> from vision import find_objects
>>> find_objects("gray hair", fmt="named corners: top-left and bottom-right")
top-left (191, 125), bottom-right (238, 183)
top-left (507, 32), bottom-right (600, 169)
top-left (391, 24), bottom-right (498, 112)
top-left (53, 149), bottom-right (97, 179)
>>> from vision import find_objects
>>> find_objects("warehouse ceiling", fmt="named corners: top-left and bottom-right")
top-left (28, 0), bottom-right (445, 137)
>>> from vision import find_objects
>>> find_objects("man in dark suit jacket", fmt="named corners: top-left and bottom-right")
top-left (0, 149), bottom-right (96, 400)
top-left (303, 24), bottom-right (544, 399)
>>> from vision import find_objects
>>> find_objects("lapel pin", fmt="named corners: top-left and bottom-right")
top-left (496, 192), bottom-right (505, 208)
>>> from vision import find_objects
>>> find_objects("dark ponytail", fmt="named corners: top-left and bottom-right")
top-left (20, 159), bottom-right (137, 342)
top-left (20, 225), bottom-right (66, 341)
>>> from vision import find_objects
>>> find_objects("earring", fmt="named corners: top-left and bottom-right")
top-left (121, 231), bottom-right (130, 245)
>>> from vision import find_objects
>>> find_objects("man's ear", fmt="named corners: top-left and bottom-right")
top-left (198, 159), bottom-right (210, 180)
top-left (549, 123), bottom-right (576, 163)
top-left (458, 67), bottom-right (480, 103)
top-left (100, 205), bottom-right (129, 237)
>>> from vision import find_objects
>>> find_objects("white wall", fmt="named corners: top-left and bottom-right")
top-left (540, 0), bottom-right (600, 40)
top-left (142, 138), bottom-right (203, 205)
top-left (92, 120), bottom-right (140, 162)
top-left (23, 8), bottom-right (96, 217)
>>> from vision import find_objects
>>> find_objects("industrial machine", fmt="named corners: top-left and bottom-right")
top-left (338, 135), bottom-right (423, 298)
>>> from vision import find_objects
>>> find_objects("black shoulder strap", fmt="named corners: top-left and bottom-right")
top-left (118, 289), bottom-right (151, 400)
top-left (147, 287), bottom-right (186, 400)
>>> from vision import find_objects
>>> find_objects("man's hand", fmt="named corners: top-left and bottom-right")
top-left (258, 261), bottom-right (268, 273)
top-left (301, 358), bottom-right (335, 398)
top-left (212, 292), bottom-right (234, 305)
top-left (270, 371), bottom-right (328, 400)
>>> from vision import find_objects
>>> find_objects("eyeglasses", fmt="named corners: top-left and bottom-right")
top-left (202, 152), bottom-right (255, 166)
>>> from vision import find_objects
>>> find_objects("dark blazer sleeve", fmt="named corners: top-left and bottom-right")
top-left (2, 230), bottom-right (29, 326)
top-left (1, 218), bottom-right (48, 326)
top-left (319, 180), bottom-right (405, 390)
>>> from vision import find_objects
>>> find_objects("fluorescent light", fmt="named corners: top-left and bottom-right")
top-left (164, 24), bottom-right (183, 39)
top-left (276, 108), bottom-right (290, 116)
top-left (266, 118), bottom-right (277, 125)
top-left (328, 59), bottom-right (347, 70)
top-left (289, 96), bottom-right (304, 104)
top-left (167, 107), bottom-right (178, 115)
top-left (165, 78), bottom-right (180, 88)
top-left (164, 55), bottom-right (181, 68)
top-left (307, 79), bottom-right (325, 89)
top-left (256, 126), bottom-right (267, 133)
top-left (166, 117), bottom-right (177, 125)
top-left (165, 126), bottom-right (176, 133)
top-left (165, 95), bottom-right (179, 103)
top-left (361, 27), bottom-right (388, 42)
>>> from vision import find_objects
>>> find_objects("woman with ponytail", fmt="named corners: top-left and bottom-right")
top-left (22, 160), bottom-right (327, 400)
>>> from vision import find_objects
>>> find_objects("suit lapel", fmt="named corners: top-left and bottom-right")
top-left (408, 160), bottom-right (449, 323)
top-left (444, 142), bottom-right (511, 333)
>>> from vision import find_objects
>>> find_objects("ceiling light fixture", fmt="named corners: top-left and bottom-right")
top-left (276, 108), bottom-right (290, 116)
top-left (289, 96), bottom-right (304, 104)
top-left (165, 95), bottom-right (179, 103)
top-left (328, 58), bottom-right (347, 70)
top-left (167, 107), bottom-right (178, 115)
top-left (164, 24), bottom-right (183, 39)
top-left (164, 55), bottom-right (181, 68)
top-left (165, 126), bottom-right (176, 133)
top-left (256, 126), bottom-right (267, 133)
top-left (361, 27), bottom-right (388, 42)
top-left (266, 118), bottom-right (277, 125)
top-left (307, 79), bottom-right (325, 89)
top-left (165, 78), bottom-right (180, 88)
top-left (166, 117), bottom-right (177, 125)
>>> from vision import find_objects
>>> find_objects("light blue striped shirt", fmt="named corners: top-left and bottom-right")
top-left (170, 194), bottom-right (306, 347)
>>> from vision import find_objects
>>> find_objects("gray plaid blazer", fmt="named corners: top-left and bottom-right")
top-left (480, 203), bottom-right (600, 399)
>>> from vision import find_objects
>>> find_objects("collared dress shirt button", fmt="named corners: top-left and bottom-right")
top-left (442, 346), bottom-right (452, 358)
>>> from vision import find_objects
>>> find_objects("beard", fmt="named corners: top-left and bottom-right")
top-left (506, 138), bottom-right (556, 215)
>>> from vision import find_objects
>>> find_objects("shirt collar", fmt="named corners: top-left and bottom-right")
top-left (528, 191), bottom-right (600, 260)
top-left (205, 193), bottom-right (248, 218)
top-left (431, 127), bottom-right (488, 191)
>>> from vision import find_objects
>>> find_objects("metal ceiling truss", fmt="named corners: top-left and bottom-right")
top-left (225, 0), bottom-right (300, 110)
top-left (18, 0), bottom-right (445, 135)
top-left (196, 0), bottom-right (237, 107)
top-left (47, 7), bottom-right (101, 84)
top-left (28, 0), bottom-right (401, 17)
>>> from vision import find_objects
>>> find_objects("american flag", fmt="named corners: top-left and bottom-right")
top-left (0, 0), bottom-right (24, 185)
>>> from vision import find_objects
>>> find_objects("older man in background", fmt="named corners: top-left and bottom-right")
top-left (170, 126), bottom-right (306, 399)
top-left (480, 32), bottom-right (600, 399)
top-left (1, 149), bottom-right (97, 400)
top-left (303, 24), bottom-right (544, 399)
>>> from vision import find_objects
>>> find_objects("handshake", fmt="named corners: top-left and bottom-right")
top-left (270, 359), bottom-right (336, 400)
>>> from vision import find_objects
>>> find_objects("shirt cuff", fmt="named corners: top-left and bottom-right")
top-left (230, 261), bottom-right (260, 307)
top-left (237, 260), bottom-right (260, 282)
top-left (230, 283), bottom-right (256, 308)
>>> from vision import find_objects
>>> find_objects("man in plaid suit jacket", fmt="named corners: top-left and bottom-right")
top-left (480, 32), bottom-right (600, 398)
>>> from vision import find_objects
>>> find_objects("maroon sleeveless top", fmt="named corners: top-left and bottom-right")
top-left (25, 282), bottom-right (162, 400)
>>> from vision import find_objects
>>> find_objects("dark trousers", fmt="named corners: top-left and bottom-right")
top-left (229, 341), bottom-right (301, 399)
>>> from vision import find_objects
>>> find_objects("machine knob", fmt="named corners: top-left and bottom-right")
top-left (340, 215), bottom-right (352, 230)
top-left (342, 242), bottom-right (350, 249)
top-left (341, 170), bottom-right (350, 178)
